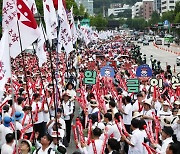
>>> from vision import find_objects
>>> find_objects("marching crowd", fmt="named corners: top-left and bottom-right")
top-left (0, 35), bottom-right (180, 154)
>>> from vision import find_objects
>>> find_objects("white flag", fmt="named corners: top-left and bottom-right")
top-left (36, 23), bottom-right (47, 67)
top-left (57, 0), bottom-right (73, 54)
top-left (2, 0), bottom-right (40, 58)
top-left (25, 0), bottom-right (38, 14)
top-left (0, 30), bottom-right (11, 100)
top-left (69, 7), bottom-right (77, 44)
top-left (43, 0), bottom-right (57, 41)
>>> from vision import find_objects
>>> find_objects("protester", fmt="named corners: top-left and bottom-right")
top-left (1, 133), bottom-right (15, 154)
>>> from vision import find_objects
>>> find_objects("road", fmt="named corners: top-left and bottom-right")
top-left (137, 42), bottom-right (180, 74)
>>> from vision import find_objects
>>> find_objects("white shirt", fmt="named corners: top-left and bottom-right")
top-left (43, 103), bottom-right (50, 122)
top-left (32, 101), bottom-right (44, 124)
top-left (62, 101), bottom-right (74, 120)
top-left (20, 113), bottom-right (33, 133)
top-left (15, 121), bottom-right (23, 130)
top-left (132, 100), bottom-right (143, 112)
top-left (172, 119), bottom-right (180, 142)
top-left (47, 117), bottom-right (66, 132)
top-left (33, 146), bottom-right (55, 154)
top-left (1, 143), bottom-right (14, 154)
top-left (156, 137), bottom-right (173, 154)
top-left (123, 103), bottom-right (132, 125)
top-left (141, 109), bottom-right (153, 125)
top-left (0, 124), bottom-right (13, 148)
top-left (15, 104), bottom-right (23, 113)
top-left (81, 139), bottom-right (104, 154)
top-left (128, 129), bottom-right (144, 154)
top-left (108, 122), bottom-right (122, 141)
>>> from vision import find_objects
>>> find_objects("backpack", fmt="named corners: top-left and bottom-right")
top-left (36, 147), bottom-right (52, 154)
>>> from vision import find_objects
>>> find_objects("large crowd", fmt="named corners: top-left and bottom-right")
top-left (0, 35), bottom-right (179, 154)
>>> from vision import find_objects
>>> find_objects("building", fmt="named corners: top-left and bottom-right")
top-left (154, 0), bottom-right (162, 13)
top-left (110, 3), bottom-right (122, 8)
top-left (75, 0), bottom-right (94, 15)
top-left (108, 4), bottom-right (131, 17)
top-left (132, 2), bottom-right (143, 18)
top-left (161, 0), bottom-right (179, 13)
top-left (143, 0), bottom-right (154, 20)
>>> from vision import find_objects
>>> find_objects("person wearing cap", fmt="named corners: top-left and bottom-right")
top-left (158, 101), bottom-right (172, 128)
top-left (0, 117), bottom-right (13, 150)
top-left (19, 139), bottom-right (32, 154)
top-left (140, 99), bottom-right (154, 125)
top-left (88, 99), bottom-right (99, 115)
top-left (172, 109), bottom-right (180, 143)
top-left (158, 101), bottom-right (172, 117)
top-left (1, 133), bottom-right (15, 154)
top-left (173, 101), bottom-right (180, 109)
top-left (152, 126), bottom-right (174, 153)
top-left (14, 111), bottom-right (24, 130)
top-left (49, 129), bottom-right (66, 154)
top-left (61, 92), bottom-right (74, 144)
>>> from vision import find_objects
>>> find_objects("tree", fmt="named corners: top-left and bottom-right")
top-left (174, 12), bottom-right (180, 23)
top-left (90, 14), bottom-right (108, 30)
top-left (117, 9), bottom-right (132, 18)
top-left (161, 11), bottom-right (175, 23)
top-left (148, 11), bottom-right (160, 26)
top-left (174, 1), bottom-right (180, 15)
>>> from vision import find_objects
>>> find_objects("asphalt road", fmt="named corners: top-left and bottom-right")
top-left (138, 42), bottom-right (180, 74)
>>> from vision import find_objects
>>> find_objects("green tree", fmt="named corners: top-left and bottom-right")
top-left (126, 18), bottom-right (147, 30)
top-left (174, 12), bottom-right (180, 23)
top-left (174, 1), bottom-right (180, 15)
top-left (90, 14), bottom-right (108, 30)
top-left (161, 11), bottom-right (175, 23)
top-left (148, 11), bottom-right (160, 26)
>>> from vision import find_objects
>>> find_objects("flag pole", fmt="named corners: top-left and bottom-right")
top-left (8, 43), bottom-right (18, 154)
top-left (37, 13), bottom-right (60, 142)
top-left (16, 20), bottom-right (35, 141)
top-left (32, 43), bottom-right (52, 120)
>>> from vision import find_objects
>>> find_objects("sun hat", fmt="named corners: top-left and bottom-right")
top-left (174, 101), bottom-right (180, 105)
top-left (90, 99), bottom-right (98, 107)
top-left (163, 101), bottom-right (170, 106)
top-left (3, 116), bottom-right (13, 127)
top-left (144, 99), bottom-right (152, 106)
top-left (19, 139), bottom-right (32, 152)
top-left (132, 112), bottom-right (143, 119)
top-left (14, 111), bottom-right (24, 121)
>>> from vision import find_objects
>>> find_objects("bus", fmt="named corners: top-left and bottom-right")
top-left (164, 34), bottom-right (174, 43)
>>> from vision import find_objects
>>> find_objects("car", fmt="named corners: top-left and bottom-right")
top-left (143, 40), bottom-right (149, 45)
top-left (155, 39), bottom-right (162, 45)
top-left (164, 41), bottom-right (170, 46)
top-left (177, 56), bottom-right (180, 66)
top-left (148, 36), bottom-right (154, 42)
top-left (137, 38), bottom-right (143, 43)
